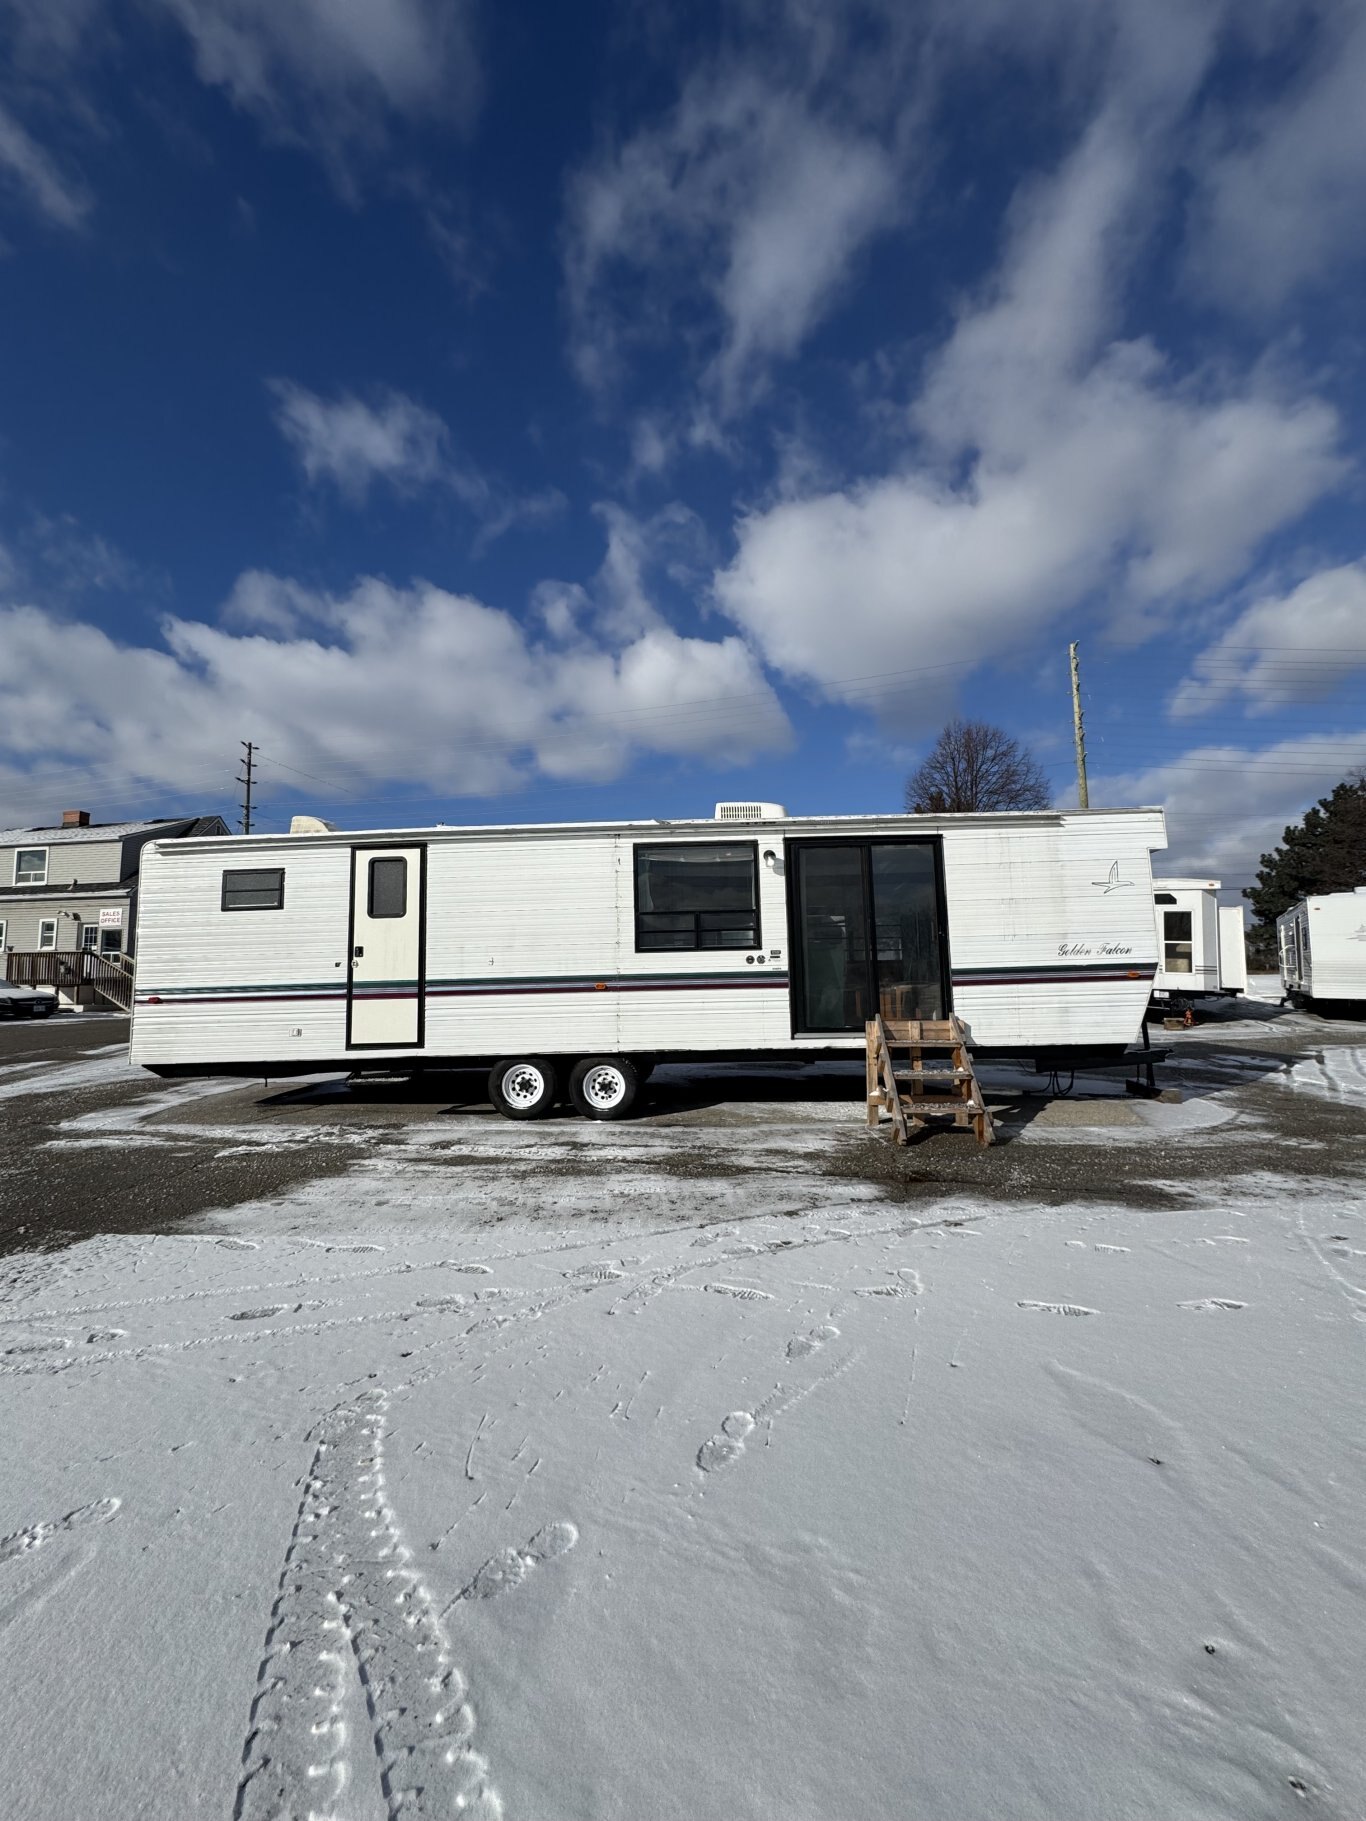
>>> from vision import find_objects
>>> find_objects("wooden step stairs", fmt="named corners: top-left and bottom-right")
top-left (865, 1014), bottom-right (995, 1147)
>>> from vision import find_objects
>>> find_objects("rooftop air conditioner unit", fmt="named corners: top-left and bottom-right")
top-left (713, 802), bottom-right (787, 821)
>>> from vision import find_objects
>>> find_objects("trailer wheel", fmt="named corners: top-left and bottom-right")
top-left (569, 1055), bottom-right (639, 1120)
top-left (488, 1056), bottom-right (558, 1120)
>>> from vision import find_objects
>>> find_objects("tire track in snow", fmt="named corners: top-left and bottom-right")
top-left (236, 1388), bottom-right (502, 1821)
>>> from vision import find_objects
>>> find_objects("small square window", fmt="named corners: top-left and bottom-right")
top-left (221, 868), bottom-right (285, 912)
top-left (367, 857), bottom-right (407, 919)
top-left (15, 847), bottom-right (47, 886)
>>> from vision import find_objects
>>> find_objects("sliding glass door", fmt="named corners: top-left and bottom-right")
top-left (789, 838), bottom-right (948, 1032)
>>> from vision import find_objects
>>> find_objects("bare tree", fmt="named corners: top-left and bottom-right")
top-left (904, 718), bottom-right (1052, 813)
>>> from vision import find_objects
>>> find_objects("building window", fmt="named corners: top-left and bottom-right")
top-left (634, 843), bottom-right (759, 952)
top-left (367, 857), bottom-right (407, 919)
top-left (1163, 909), bottom-right (1193, 973)
top-left (100, 927), bottom-right (122, 955)
top-left (15, 847), bottom-right (48, 886)
top-left (81, 925), bottom-right (99, 951)
top-left (221, 868), bottom-right (285, 911)
top-left (38, 919), bottom-right (58, 950)
top-left (0, 918), bottom-right (6, 950)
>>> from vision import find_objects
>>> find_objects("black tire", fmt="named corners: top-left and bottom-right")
top-left (487, 1056), bottom-right (558, 1120)
top-left (569, 1055), bottom-right (639, 1121)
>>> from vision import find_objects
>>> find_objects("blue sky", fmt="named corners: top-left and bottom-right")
top-left (1, 0), bottom-right (1364, 885)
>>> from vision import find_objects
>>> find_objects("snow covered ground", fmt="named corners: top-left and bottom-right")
top-left (2, 1009), bottom-right (1364, 1819)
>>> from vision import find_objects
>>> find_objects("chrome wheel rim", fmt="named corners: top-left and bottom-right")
top-left (501, 1064), bottom-right (547, 1110)
top-left (581, 1064), bottom-right (627, 1109)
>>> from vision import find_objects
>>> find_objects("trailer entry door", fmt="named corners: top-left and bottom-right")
top-left (347, 845), bottom-right (426, 1049)
top-left (789, 838), bottom-right (949, 1032)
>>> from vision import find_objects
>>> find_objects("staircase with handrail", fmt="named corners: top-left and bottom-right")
top-left (4, 949), bottom-right (135, 1013)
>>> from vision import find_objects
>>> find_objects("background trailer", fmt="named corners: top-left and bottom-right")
top-left (1150, 876), bottom-right (1247, 1009)
top-left (1278, 888), bottom-right (1366, 1009)
top-left (130, 804), bottom-right (1168, 1118)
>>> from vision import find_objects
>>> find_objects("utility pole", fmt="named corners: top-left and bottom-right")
top-left (1068, 642), bottom-right (1089, 809)
top-left (238, 740), bottom-right (256, 834)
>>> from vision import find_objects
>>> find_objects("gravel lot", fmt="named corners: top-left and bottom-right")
top-left (4, 991), bottom-right (1363, 1259)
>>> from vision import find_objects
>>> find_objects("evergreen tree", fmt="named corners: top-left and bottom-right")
top-left (1244, 774), bottom-right (1366, 964)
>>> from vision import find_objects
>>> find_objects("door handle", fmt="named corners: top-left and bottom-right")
top-left (353, 945), bottom-right (364, 957)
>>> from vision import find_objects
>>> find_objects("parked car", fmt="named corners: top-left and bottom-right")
top-left (0, 981), bottom-right (59, 1018)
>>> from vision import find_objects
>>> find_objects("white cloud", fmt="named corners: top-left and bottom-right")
top-left (564, 68), bottom-right (905, 412)
top-left (0, 102), bottom-right (90, 229)
top-left (0, 563), bottom-right (791, 824)
top-left (1171, 562), bottom-right (1366, 719)
top-left (0, 0), bottom-right (477, 208)
top-left (155, 0), bottom-right (479, 175)
top-left (712, 99), bottom-right (1344, 708)
top-left (269, 382), bottom-right (563, 544)
top-left (271, 382), bottom-right (447, 502)
top-left (1185, 3), bottom-right (1366, 313)
top-left (531, 502), bottom-right (710, 645)
top-left (1089, 731), bottom-right (1366, 888)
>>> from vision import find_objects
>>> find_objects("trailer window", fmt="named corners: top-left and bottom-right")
top-left (367, 857), bottom-right (407, 919)
top-left (221, 868), bottom-right (285, 911)
top-left (1154, 892), bottom-right (1177, 904)
top-left (634, 843), bottom-right (759, 951)
top-left (1163, 909), bottom-right (1193, 973)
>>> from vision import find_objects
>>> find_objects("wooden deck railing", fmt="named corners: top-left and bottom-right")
top-left (4, 949), bottom-right (135, 1012)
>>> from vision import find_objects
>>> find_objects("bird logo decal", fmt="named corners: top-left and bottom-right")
top-left (1349, 923), bottom-right (1366, 943)
top-left (1092, 861), bottom-right (1134, 893)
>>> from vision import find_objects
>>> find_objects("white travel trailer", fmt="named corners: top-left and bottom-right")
top-left (129, 804), bottom-right (1168, 1118)
top-left (1150, 877), bottom-right (1247, 1007)
top-left (1278, 888), bottom-right (1366, 1008)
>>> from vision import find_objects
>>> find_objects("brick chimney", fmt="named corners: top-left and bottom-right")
top-left (61, 809), bottom-right (91, 828)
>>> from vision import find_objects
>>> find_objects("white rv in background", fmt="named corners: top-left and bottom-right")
top-left (129, 803), bottom-right (1167, 1120)
top-left (1150, 877), bottom-right (1247, 1007)
top-left (1278, 889), bottom-right (1366, 1009)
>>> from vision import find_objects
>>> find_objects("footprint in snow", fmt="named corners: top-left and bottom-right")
top-left (697, 1412), bottom-right (755, 1473)
top-left (1093, 1244), bottom-right (1130, 1255)
top-left (86, 1329), bottom-right (126, 1345)
top-left (0, 1498), bottom-right (120, 1564)
top-left (213, 1237), bottom-right (259, 1250)
top-left (704, 1283), bottom-right (772, 1301)
top-left (4, 1336), bottom-right (72, 1356)
top-left (786, 1324), bottom-right (840, 1360)
top-left (457, 1522), bottom-right (578, 1602)
top-left (417, 1296), bottom-right (467, 1313)
top-left (1179, 1298), bottom-right (1247, 1313)
top-left (856, 1283), bottom-right (910, 1299)
top-left (564, 1263), bottom-right (625, 1283)
top-left (1017, 1301), bottom-right (1097, 1317)
top-left (228, 1306), bottom-right (288, 1322)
